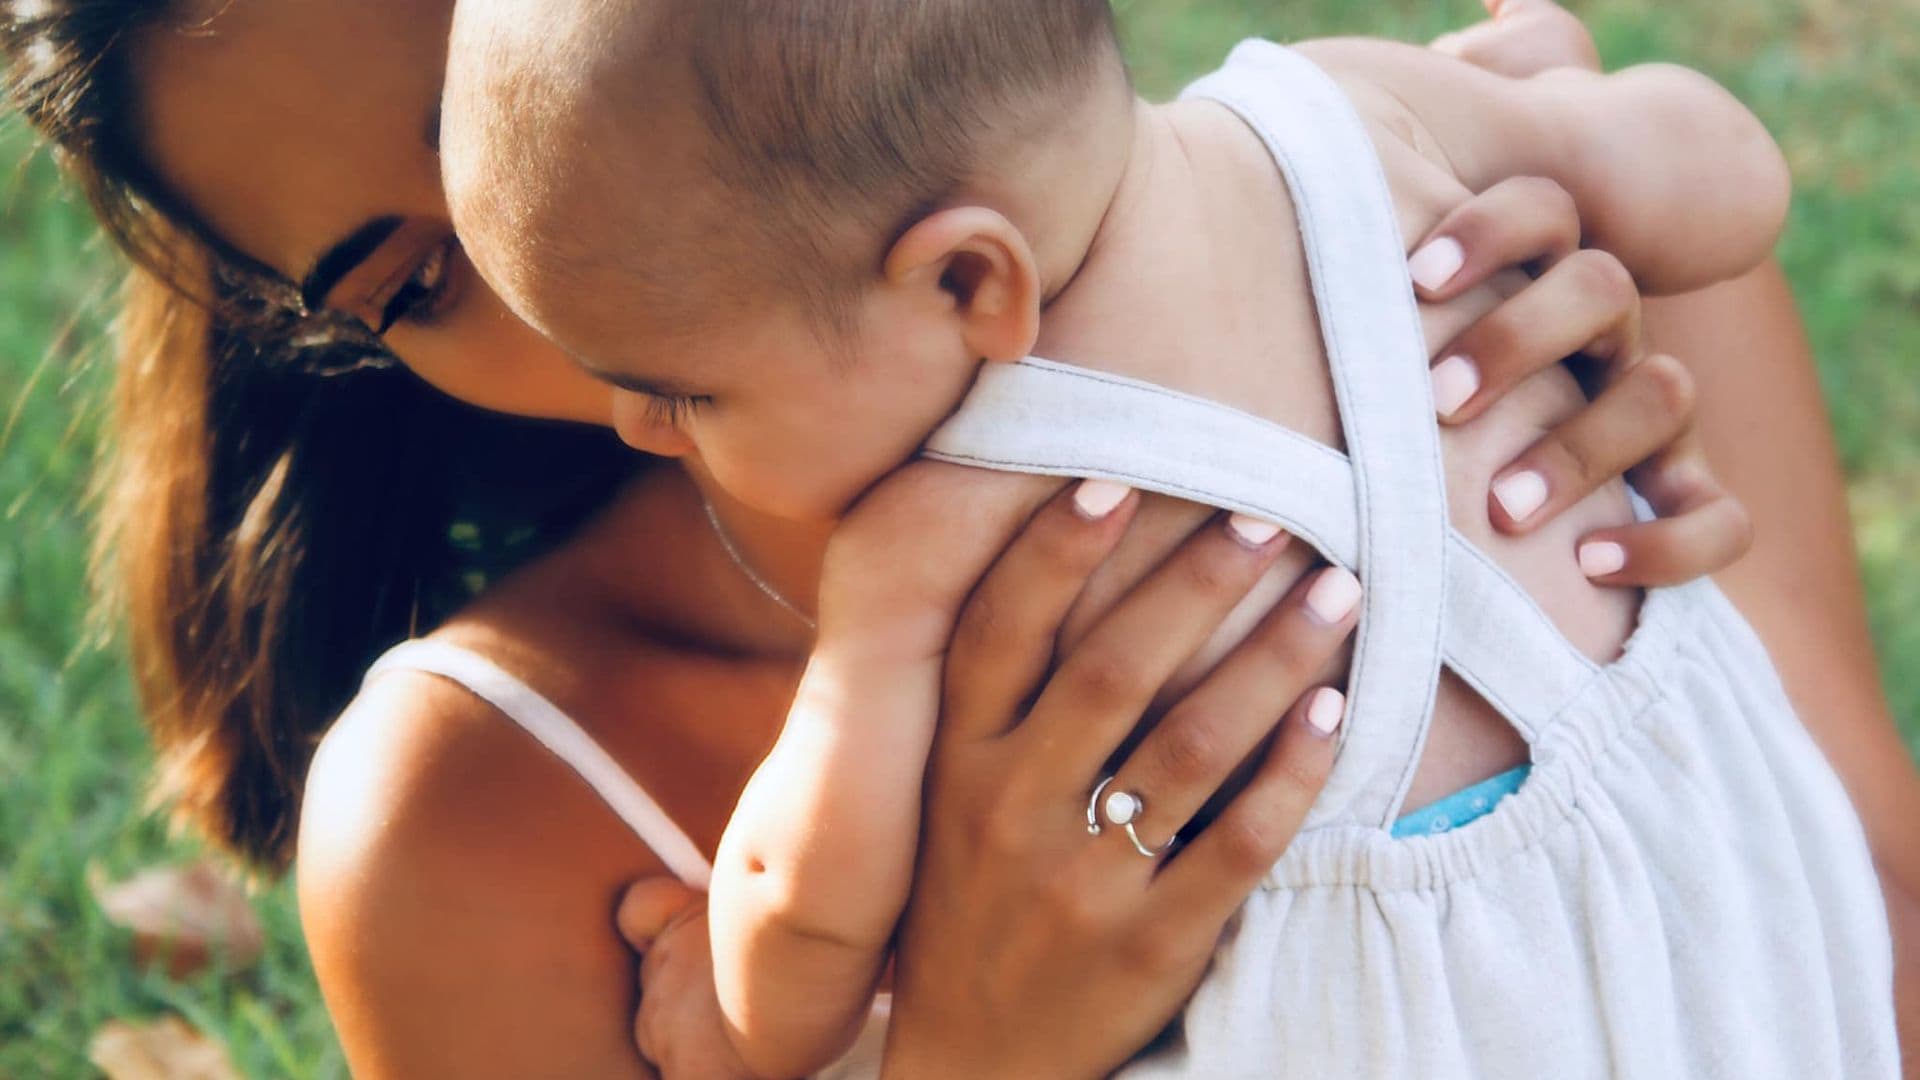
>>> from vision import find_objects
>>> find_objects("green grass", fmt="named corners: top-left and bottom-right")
top-left (3, 1), bottom-right (1916, 1072)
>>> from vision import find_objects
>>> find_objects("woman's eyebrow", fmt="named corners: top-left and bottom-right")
top-left (300, 216), bottom-right (406, 311)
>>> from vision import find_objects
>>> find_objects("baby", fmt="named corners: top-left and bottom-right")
top-left (442, 3), bottom-right (1896, 1077)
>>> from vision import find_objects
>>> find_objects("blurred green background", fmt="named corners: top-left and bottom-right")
top-left (3, 0), bottom-right (1915, 1073)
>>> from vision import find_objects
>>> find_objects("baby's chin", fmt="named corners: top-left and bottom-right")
top-left (699, 466), bottom-right (868, 529)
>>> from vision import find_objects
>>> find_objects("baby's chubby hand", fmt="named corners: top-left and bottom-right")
top-left (619, 881), bottom-right (764, 1080)
top-left (814, 459), bottom-right (1062, 663)
top-left (1432, 0), bottom-right (1601, 77)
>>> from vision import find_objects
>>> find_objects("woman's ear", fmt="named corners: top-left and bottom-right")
top-left (883, 207), bottom-right (1042, 364)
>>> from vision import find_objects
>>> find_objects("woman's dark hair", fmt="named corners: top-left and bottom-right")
top-left (4, 1), bottom-right (639, 869)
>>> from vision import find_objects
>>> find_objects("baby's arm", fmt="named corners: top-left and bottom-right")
top-left (1300, 38), bottom-right (1791, 295)
top-left (708, 463), bottom-right (1059, 1079)
top-left (707, 642), bottom-right (941, 1079)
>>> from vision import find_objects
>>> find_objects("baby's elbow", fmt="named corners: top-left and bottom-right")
top-left (1740, 123), bottom-right (1793, 269)
top-left (725, 853), bottom-right (898, 955)
top-left (1632, 64), bottom-right (1793, 286)
top-left (1699, 72), bottom-right (1792, 273)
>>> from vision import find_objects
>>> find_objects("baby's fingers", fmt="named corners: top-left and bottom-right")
top-left (617, 878), bottom-right (704, 953)
top-left (1430, 0), bottom-right (1601, 80)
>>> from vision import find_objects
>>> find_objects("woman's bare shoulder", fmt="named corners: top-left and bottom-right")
top-left (293, 471), bottom-right (794, 1075)
top-left (296, 624), bottom-right (673, 1077)
top-left (294, 510), bottom-right (723, 1075)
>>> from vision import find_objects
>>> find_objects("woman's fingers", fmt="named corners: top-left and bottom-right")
top-left (943, 479), bottom-right (1138, 743)
top-left (1020, 513), bottom-right (1293, 777)
top-left (1488, 352), bottom-right (1694, 533)
top-left (1096, 566), bottom-right (1360, 859)
top-left (1410, 176), bottom-right (1582, 303)
top-left (1431, 249), bottom-right (1643, 427)
top-left (1151, 685), bottom-right (1343, 932)
top-left (1579, 440), bottom-right (1754, 586)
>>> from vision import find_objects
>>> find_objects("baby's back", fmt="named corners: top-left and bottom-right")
top-left (1012, 53), bottom-right (1638, 807)
top-left (924, 42), bottom-right (1894, 1075)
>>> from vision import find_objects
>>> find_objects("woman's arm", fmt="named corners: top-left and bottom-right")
top-left (1642, 264), bottom-right (1920, 1060)
top-left (299, 672), bottom-right (667, 1079)
top-left (1440, 0), bottom-right (1920, 1059)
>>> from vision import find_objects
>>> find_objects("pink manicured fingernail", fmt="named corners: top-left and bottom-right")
top-left (1306, 688), bottom-right (1346, 736)
top-left (1306, 567), bottom-right (1363, 624)
top-left (1409, 237), bottom-right (1466, 292)
top-left (1430, 355), bottom-right (1480, 417)
top-left (1228, 514), bottom-right (1286, 548)
top-left (1073, 480), bottom-right (1131, 520)
top-left (1493, 471), bottom-right (1549, 523)
top-left (1579, 541), bottom-right (1628, 578)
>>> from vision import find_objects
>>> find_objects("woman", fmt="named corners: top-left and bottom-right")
top-left (4, 1), bottom-right (1910, 1076)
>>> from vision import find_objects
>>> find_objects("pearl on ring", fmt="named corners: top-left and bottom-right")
top-left (1104, 790), bottom-right (1143, 826)
top-left (1088, 776), bottom-right (1118, 835)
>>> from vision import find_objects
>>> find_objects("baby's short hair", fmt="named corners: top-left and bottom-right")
top-left (447, 0), bottom-right (1121, 342)
top-left (679, 0), bottom-right (1123, 326)
top-left (688, 4), bottom-right (1118, 236)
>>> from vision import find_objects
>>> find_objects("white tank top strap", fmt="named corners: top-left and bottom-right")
top-left (1179, 41), bottom-right (1455, 829)
top-left (929, 41), bottom-right (1609, 832)
top-left (926, 357), bottom-right (1362, 562)
top-left (925, 360), bottom-right (1598, 738)
top-left (362, 639), bottom-right (714, 890)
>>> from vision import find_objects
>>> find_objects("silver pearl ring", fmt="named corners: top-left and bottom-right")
top-left (1086, 776), bottom-right (1177, 859)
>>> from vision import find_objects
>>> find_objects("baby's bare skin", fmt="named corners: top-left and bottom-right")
top-left (966, 90), bottom-right (1637, 809)
top-left (443, 13), bottom-right (1784, 1071)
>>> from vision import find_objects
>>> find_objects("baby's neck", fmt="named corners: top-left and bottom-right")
top-left (1016, 94), bottom-right (1336, 441)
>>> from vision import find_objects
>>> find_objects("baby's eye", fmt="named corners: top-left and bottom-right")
top-left (377, 237), bottom-right (464, 334)
top-left (641, 392), bottom-right (711, 429)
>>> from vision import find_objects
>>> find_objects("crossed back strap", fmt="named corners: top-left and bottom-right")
top-left (926, 42), bottom-right (1598, 830)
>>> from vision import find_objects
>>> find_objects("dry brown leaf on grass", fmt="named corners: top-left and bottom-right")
top-left (88, 859), bottom-right (265, 979)
top-left (89, 1016), bottom-right (241, 1080)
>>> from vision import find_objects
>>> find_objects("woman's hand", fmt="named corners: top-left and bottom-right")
top-left (1412, 179), bottom-right (1752, 586)
top-left (1418, 0), bottom-right (1753, 587)
top-left (881, 483), bottom-right (1360, 1079)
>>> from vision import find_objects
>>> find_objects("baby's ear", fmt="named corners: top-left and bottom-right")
top-left (883, 207), bottom-right (1041, 364)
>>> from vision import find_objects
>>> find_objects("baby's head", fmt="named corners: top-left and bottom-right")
top-left (442, 0), bottom-right (1127, 521)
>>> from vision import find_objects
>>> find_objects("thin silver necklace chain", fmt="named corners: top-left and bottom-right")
top-left (700, 497), bottom-right (819, 632)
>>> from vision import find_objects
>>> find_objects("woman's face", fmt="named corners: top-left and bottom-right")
top-left (133, 0), bottom-right (614, 426)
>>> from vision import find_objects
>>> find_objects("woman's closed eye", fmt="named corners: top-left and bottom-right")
top-left (375, 235), bottom-right (466, 334)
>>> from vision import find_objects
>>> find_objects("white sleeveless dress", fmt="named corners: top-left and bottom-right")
top-left (361, 640), bottom-right (891, 1080)
top-left (917, 41), bottom-right (1898, 1078)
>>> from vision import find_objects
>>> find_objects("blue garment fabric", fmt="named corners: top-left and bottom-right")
top-left (1390, 765), bottom-right (1533, 839)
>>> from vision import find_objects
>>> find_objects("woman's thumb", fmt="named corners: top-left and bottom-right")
top-left (616, 878), bottom-right (703, 952)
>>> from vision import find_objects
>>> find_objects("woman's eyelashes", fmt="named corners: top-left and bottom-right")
top-left (376, 236), bottom-right (465, 334)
